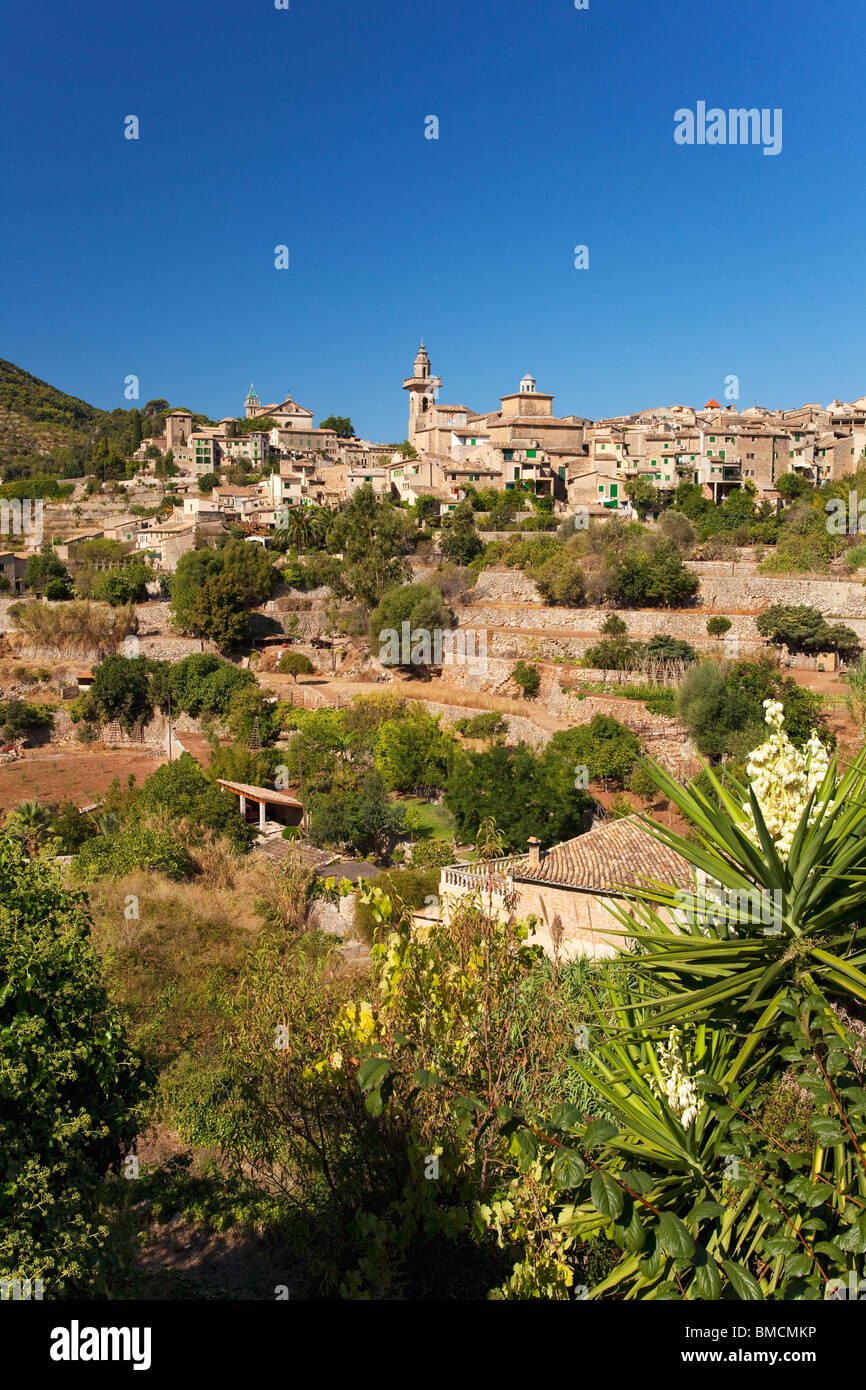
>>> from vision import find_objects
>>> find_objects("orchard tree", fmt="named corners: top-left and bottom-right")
top-left (278, 651), bottom-right (315, 683)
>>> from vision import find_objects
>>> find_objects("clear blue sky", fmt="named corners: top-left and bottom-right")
top-left (2, 0), bottom-right (864, 441)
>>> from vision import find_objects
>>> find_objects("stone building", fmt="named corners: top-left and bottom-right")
top-left (436, 816), bottom-right (693, 961)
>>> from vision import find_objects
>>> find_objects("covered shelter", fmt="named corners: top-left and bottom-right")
top-left (217, 779), bottom-right (304, 832)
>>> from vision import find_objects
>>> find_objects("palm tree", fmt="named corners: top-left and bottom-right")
top-left (4, 800), bottom-right (56, 857)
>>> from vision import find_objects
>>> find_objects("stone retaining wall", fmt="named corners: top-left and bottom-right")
top-left (470, 564), bottom-right (866, 619)
top-left (458, 603), bottom-right (764, 641)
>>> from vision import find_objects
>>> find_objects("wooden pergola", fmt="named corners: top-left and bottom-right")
top-left (216, 779), bottom-right (304, 832)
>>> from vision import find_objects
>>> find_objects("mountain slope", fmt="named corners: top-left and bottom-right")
top-left (0, 360), bottom-right (145, 479)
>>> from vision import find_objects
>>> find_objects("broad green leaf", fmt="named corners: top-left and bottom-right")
top-left (590, 1170), bottom-right (624, 1220)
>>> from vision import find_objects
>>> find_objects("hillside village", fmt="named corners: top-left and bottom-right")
top-left (2, 347), bottom-right (866, 942)
top-left (4, 350), bottom-right (866, 1302)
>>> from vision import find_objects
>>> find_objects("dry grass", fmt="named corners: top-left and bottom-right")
top-left (85, 842), bottom-right (313, 1067)
top-left (7, 599), bottom-right (135, 657)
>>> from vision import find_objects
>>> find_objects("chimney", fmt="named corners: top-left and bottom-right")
top-left (527, 836), bottom-right (543, 866)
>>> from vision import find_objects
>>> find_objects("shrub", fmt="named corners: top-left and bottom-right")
top-left (408, 837), bottom-right (456, 870)
top-left (0, 837), bottom-right (146, 1294)
top-left (74, 827), bottom-right (196, 881)
top-left (8, 600), bottom-right (133, 656)
top-left (452, 712), bottom-right (507, 739)
top-left (512, 661), bottom-right (540, 699)
top-left (706, 615), bottom-right (732, 637)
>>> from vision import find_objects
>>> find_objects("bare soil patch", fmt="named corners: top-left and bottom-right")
top-left (0, 745), bottom-right (165, 812)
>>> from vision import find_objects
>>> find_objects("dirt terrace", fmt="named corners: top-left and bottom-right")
top-left (0, 745), bottom-right (165, 813)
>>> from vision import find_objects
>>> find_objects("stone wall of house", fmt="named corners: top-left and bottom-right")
top-left (438, 868), bottom-right (635, 961)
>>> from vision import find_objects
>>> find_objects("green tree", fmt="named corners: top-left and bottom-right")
top-left (774, 470), bottom-right (812, 500)
top-left (0, 700), bottom-right (54, 743)
top-left (440, 503), bottom-right (483, 566)
top-left (706, 615), bottom-right (732, 637)
top-left (757, 604), bottom-right (860, 657)
top-left (543, 715), bottom-right (641, 789)
top-left (0, 837), bottom-right (146, 1293)
top-left (90, 561), bottom-right (151, 606)
top-left (326, 486), bottom-right (414, 607)
top-left (134, 752), bottom-right (254, 849)
top-left (278, 651), bottom-right (315, 683)
top-left (368, 583), bottom-right (452, 668)
top-left (24, 550), bottom-right (68, 593)
top-left (624, 475), bottom-right (659, 513)
top-left (89, 654), bottom-right (153, 731)
top-left (184, 573), bottom-right (251, 651)
top-left (644, 635), bottom-right (698, 664)
top-left (308, 769), bottom-right (405, 855)
top-left (677, 657), bottom-right (828, 758)
top-left (445, 742), bottom-right (591, 850)
top-left (318, 415), bottom-right (354, 438)
top-left (373, 706), bottom-right (455, 795)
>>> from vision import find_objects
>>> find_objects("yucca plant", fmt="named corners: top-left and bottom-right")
top-left (600, 726), bottom-right (866, 1040)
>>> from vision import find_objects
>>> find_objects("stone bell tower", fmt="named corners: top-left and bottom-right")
top-left (402, 341), bottom-right (441, 448)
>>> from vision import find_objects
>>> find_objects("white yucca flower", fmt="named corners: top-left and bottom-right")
top-left (650, 1027), bottom-right (703, 1128)
top-left (741, 699), bottom-right (830, 857)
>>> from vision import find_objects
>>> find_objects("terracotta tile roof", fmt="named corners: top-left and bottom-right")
top-left (511, 816), bottom-right (693, 896)
top-left (217, 779), bottom-right (303, 808)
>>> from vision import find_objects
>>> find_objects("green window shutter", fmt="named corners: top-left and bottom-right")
top-left (610, 484), bottom-right (618, 498)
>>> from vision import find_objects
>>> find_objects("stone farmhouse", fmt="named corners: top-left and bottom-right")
top-left (434, 816), bottom-right (694, 962)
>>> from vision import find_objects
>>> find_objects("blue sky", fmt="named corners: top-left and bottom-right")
top-left (2, 0), bottom-right (865, 440)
